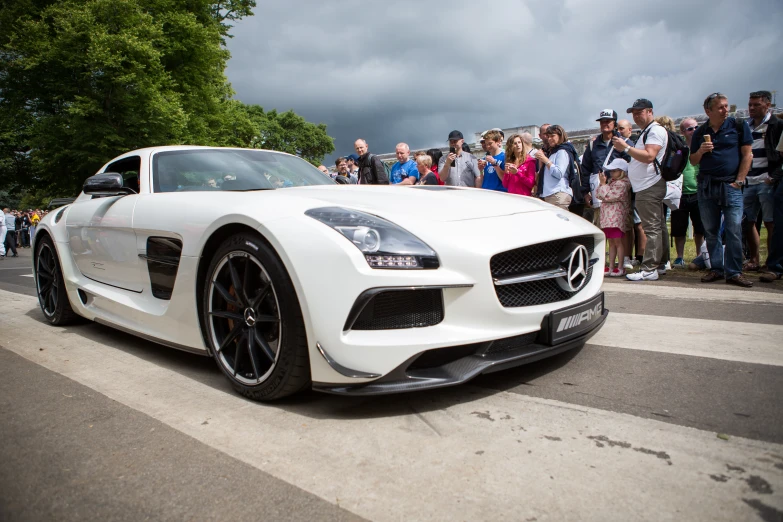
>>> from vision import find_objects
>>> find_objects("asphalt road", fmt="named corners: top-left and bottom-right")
top-left (1, 246), bottom-right (782, 521)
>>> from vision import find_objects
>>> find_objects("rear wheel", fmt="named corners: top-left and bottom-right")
top-left (202, 232), bottom-right (310, 401)
top-left (35, 235), bottom-right (79, 325)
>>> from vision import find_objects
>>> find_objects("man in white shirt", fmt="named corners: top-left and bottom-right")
top-left (612, 99), bottom-right (668, 281)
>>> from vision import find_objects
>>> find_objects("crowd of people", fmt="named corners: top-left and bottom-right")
top-left (320, 91), bottom-right (783, 286)
top-left (1, 208), bottom-right (45, 258)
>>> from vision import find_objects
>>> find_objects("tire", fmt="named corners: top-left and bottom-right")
top-left (202, 232), bottom-right (310, 401)
top-left (35, 235), bottom-right (80, 325)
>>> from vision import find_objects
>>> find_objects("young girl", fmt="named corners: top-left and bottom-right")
top-left (596, 159), bottom-right (632, 277)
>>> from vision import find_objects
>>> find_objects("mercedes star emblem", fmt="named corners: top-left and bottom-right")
top-left (244, 308), bottom-right (257, 327)
top-left (564, 245), bottom-right (589, 292)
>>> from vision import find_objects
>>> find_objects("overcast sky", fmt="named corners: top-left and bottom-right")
top-left (225, 0), bottom-right (783, 163)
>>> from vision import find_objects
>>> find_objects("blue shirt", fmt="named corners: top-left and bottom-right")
top-left (541, 149), bottom-right (573, 198)
top-left (481, 151), bottom-right (507, 192)
top-left (390, 159), bottom-right (419, 184)
top-left (690, 117), bottom-right (752, 179)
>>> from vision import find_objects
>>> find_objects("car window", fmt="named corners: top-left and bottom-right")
top-left (105, 156), bottom-right (141, 193)
top-left (151, 149), bottom-right (335, 193)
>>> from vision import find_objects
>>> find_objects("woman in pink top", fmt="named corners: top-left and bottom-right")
top-left (502, 133), bottom-right (537, 196)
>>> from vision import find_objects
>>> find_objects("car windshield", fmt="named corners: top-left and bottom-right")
top-left (152, 149), bottom-right (335, 192)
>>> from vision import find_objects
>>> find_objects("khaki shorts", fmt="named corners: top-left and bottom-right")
top-left (544, 192), bottom-right (572, 210)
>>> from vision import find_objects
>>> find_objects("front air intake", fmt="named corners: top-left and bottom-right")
top-left (345, 288), bottom-right (444, 331)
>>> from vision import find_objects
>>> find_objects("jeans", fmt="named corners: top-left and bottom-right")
top-left (634, 177), bottom-right (666, 271)
top-left (699, 184), bottom-right (744, 279)
top-left (766, 181), bottom-right (783, 274)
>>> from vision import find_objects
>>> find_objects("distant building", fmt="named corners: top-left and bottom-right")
top-left (376, 106), bottom-right (783, 164)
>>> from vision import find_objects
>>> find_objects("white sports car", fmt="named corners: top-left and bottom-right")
top-left (33, 146), bottom-right (607, 400)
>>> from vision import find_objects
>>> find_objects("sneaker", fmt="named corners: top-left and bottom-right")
top-left (609, 268), bottom-right (625, 277)
top-left (626, 269), bottom-right (659, 281)
top-left (623, 257), bottom-right (633, 270)
top-left (726, 274), bottom-right (753, 288)
top-left (604, 266), bottom-right (610, 274)
top-left (632, 258), bottom-right (641, 267)
top-left (672, 258), bottom-right (685, 269)
top-left (759, 271), bottom-right (782, 283)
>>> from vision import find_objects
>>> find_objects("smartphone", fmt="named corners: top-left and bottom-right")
top-left (449, 146), bottom-right (457, 166)
top-left (612, 129), bottom-right (621, 138)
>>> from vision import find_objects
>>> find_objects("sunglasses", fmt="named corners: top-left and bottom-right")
top-left (684, 126), bottom-right (697, 132)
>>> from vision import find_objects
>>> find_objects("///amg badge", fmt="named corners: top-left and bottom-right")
top-left (547, 292), bottom-right (605, 344)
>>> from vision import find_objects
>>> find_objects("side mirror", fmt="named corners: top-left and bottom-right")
top-left (83, 172), bottom-right (136, 196)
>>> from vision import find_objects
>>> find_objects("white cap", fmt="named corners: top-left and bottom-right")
top-left (605, 158), bottom-right (629, 172)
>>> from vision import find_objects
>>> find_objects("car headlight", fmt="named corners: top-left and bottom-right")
top-left (305, 207), bottom-right (439, 269)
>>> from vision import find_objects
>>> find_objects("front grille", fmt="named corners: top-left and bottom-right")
top-left (491, 235), bottom-right (595, 308)
top-left (351, 289), bottom-right (444, 330)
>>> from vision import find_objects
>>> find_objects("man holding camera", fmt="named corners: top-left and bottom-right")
top-left (438, 130), bottom-right (481, 188)
top-left (477, 130), bottom-right (507, 192)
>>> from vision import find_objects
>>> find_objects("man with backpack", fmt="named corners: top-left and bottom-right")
top-left (354, 139), bottom-right (390, 185)
top-left (690, 93), bottom-right (754, 288)
top-left (612, 99), bottom-right (669, 281)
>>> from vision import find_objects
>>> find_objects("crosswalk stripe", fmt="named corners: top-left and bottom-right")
top-left (602, 281), bottom-right (783, 305)
top-left (1, 289), bottom-right (782, 521)
top-left (590, 311), bottom-right (783, 366)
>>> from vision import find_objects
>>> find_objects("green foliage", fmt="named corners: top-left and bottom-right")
top-left (245, 107), bottom-right (334, 165)
top-left (0, 0), bottom-right (333, 200)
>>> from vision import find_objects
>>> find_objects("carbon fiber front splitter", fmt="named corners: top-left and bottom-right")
top-left (312, 308), bottom-right (608, 396)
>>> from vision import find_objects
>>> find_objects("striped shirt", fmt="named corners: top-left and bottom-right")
top-left (747, 112), bottom-right (771, 183)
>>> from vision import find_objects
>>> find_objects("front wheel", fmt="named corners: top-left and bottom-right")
top-left (202, 232), bottom-right (310, 401)
top-left (35, 235), bottom-right (79, 325)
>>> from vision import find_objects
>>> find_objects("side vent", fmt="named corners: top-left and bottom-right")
top-left (141, 237), bottom-right (183, 300)
top-left (53, 206), bottom-right (69, 224)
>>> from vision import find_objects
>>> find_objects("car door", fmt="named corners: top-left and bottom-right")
top-left (67, 156), bottom-right (145, 292)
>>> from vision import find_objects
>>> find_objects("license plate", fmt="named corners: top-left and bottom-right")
top-left (548, 293), bottom-right (604, 345)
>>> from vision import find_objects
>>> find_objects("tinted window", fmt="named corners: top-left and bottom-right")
top-left (152, 149), bottom-right (335, 193)
top-left (105, 156), bottom-right (141, 193)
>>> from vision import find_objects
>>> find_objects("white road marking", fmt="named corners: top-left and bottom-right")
top-left (589, 312), bottom-right (783, 366)
top-left (0, 289), bottom-right (781, 522)
top-left (603, 281), bottom-right (783, 305)
top-left (19, 274), bottom-right (33, 278)
top-left (0, 266), bottom-right (32, 270)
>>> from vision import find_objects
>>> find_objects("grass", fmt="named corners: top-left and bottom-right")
top-left (606, 224), bottom-right (770, 272)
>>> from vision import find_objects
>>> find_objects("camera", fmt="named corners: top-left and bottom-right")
top-left (612, 129), bottom-right (621, 138)
top-left (449, 146), bottom-right (457, 166)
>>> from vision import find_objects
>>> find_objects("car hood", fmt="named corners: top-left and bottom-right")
top-left (281, 186), bottom-right (552, 222)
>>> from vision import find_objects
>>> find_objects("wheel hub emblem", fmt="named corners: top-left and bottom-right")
top-left (243, 308), bottom-right (256, 327)
top-left (562, 245), bottom-right (589, 292)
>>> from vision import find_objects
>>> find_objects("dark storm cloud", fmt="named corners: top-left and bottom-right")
top-left (225, 0), bottom-right (783, 161)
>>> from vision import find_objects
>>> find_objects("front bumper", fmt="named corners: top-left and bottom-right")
top-left (312, 302), bottom-right (608, 396)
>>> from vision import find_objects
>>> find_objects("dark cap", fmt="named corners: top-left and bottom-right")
top-left (346, 153), bottom-right (359, 162)
top-left (626, 99), bottom-right (653, 113)
top-left (447, 130), bottom-right (464, 141)
top-left (596, 109), bottom-right (618, 121)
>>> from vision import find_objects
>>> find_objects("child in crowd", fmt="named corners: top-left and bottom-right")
top-left (596, 159), bottom-right (632, 277)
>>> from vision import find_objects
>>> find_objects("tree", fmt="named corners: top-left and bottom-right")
top-left (245, 107), bottom-right (334, 165)
top-left (0, 0), bottom-right (334, 199)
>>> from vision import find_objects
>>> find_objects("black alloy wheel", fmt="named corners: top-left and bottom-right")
top-left (203, 233), bottom-right (310, 401)
top-left (35, 235), bottom-right (79, 325)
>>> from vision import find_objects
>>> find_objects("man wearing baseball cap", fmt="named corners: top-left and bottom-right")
top-left (581, 109), bottom-right (632, 224)
top-left (438, 130), bottom-right (481, 187)
top-left (612, 98), bottom-right (668, 281)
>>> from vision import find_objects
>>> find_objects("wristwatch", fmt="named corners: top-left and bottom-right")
top-left (623, 146), bottom-right (631, 153)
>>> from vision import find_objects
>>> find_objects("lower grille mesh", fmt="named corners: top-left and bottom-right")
top-left (351, 289), bottom-right (444, 330)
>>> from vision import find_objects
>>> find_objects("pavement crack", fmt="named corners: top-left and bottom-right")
top-left (409, 405), bottom-right (442, 437)
top-left (709, 474), bottom-right (730, 483)
top-left (587, 435), bottom-right (631, 449)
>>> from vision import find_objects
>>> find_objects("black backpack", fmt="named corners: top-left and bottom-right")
top-left (641, 123), bottom-right (689, 181)
top-left (564, 148), bottom-right (586, 204)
